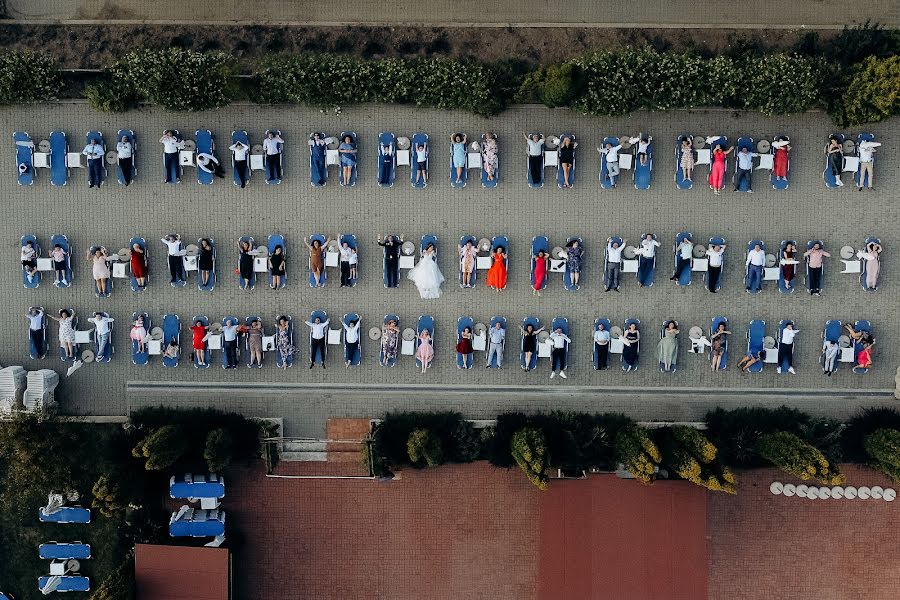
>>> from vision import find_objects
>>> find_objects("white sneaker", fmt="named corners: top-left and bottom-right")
top-left (550, 371), bottom-right (556, 379)
top-left (788, 367), bottom-right (796, 374)
top-left (559, 371), bottom-right (567, 379)
top-left (61, 279), bottom-right (68, 286)
top-left (836, 179), bottom-right (844, 187)
top-left (777, 367), bottom-right (782, 374)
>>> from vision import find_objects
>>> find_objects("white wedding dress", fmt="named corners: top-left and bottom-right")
top-left (408, 250), bottom-right (445, 299)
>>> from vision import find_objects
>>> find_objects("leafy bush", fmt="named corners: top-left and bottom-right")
top-left (660, 427), bottom-right (736, 494)
top-left (837, 56), bottom-right (900, 125)
top-left (511, 427), bottom-right (549, 490)
top-left (115, 49), bottom-right (236, 111)
top-left (407, 428), bottom-right (444, 467)
top-left (864, 429), bottom-right (900, 481)
top-left (0, 50), bottom-right (63, 104)
top-left (132, 425), bottom-right (187, 471)
top-left (371, 411), bottom-right (480, 469)
top-left (204, 428), bottom-right (235, 472)
top-left (704, 406), bottom-right (809, 467)
top-left (483, 412), bottom-right (531, 468)
top-left (740, 54), bottom-right (822, 115)
top-left (89, 555), bottom-right (135, 600)
top-left (85, 72), bottom-right (141, 113)
top-left (615, 424), bottom-right (661, 484)
top-left (756, 431), bottom-right (844, 484)
top-left (842, 407), bottom-right (900, 462)
top-left (538, 412), bottom-right (631, 471)
top-left (92, 474), bottom-right (126, 517)
top-left (823, 21), bottom-right (900, 66)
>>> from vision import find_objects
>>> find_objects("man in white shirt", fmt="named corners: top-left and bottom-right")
top-left (116, 134), bottom-right (134, 186)
top-left (745, 243), bottom-right (765, 292)
top-left (637, 233), bottom-right (660, 287)
top-left (342, 318), bottom-right (360, 367)
top-left (486, 322), bottom-right (506, 368)
top-left (82, 137), bottom-right (104, 188)
top-left (305, 316), bottom-right (330, 369)
top-left (26, 307), bottom-right (45, 357)
top-left (263, 130), bottom-right (284, 182)
top-left (734, 146), bottom-right (754, 192)
top-left (605, 237), bottom-right (624, 292)
top-left (598, 141), bottom-right (623, 186)
top-left (229, 140), bottom-right (249, 188)
top-left (548, 327), bottom-right (571, 379)
top-left (92, 312), bottom-right (115, 360)
top-left (414, 141), bottom-right (428, 185)
top-left (777, 322), bottom-right (799, 374)
top-left (857, 140), bottom-right (879, 191)
top-left (21, 239), bottom-right (37, 283)
top-left (159, 130), bottom-right (183, 184)
top-left (160, 234), bottom-right (186, 285)
top-left (222, 319), bottom-right (239, 369)
top-left (593, 323), bottom-right (610, 370)
top-left (706, 243), bottom-right (726, 292)
top-left (378, 140), bottom-right (394, 186)
top-left (524, 133), bottom-right (544, 185)
top-left (671, 237), bottom-right (694, 283)
top-left (197, 153), bottom-right (225, 179)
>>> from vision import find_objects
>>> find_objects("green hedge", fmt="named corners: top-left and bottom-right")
top-left (369, 411), bottom-right (480, 474)
top-left (0, 50), bottom-right (63, 104)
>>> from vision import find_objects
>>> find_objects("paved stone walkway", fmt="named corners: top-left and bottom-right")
top-left (7, 0), bottom-right (899, 28)
top-left (4, 102), bottom-right (897, 435)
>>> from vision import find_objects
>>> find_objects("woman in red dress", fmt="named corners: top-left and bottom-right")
top-left (191, 320), bottom-right (208, 366)
top-left (773, 140), bottom-right (790, 181)
top-left (130, 242), bottom-right (147, 289)
top-left (455, 327), bottom-right (474, 368)
top-left (708, 143), bottom-right (733, 195)
top-left (532, 250), bottom-right (548, 296)
top-left (486, 245), bottom-right (508, 292)
top-left (781, 242), bottom-right (797, 290)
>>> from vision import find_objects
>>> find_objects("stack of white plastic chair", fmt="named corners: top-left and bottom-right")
top-left (0, 366), bottom-right (27, 416)
top-left (23, 369), bottom-right (59, 413)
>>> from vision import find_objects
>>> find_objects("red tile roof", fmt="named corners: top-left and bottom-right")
top-left (135, 544), bottom-right (230, 600)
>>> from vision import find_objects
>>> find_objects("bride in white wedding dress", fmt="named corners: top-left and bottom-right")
top-left (407, 242), bottom-right (445, 299)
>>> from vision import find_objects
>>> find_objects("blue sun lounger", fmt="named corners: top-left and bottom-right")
top-left (21, 234), bottom-right (40, 289)
top-left (633, 134), bottom-right (652, 190)
top-left (777, 319), bottom-right (795, 374)
top-left (521, 316), bottom-right (540, 371)
top-left (823, 133), bottom-right (845, 188)
top-left (309, 310), bottom-right (328, 366)
top-left (707, 236), bottom-right (726, 292)
top-left (860, 236), bottom-right (881, 291)
top-left (733, 137), bottom-right (754, 192)
top-left (853, 320), bottom-right (872, 374)
top-left (526, 132), bottom-right (544, 189)
top-left (855, 133), bottom-right (876, 189)
top-left (268, 234), bottom-right (287, 289)
top-left (778, 240), bottom-right (797, 294)
top-left (275, 315), bottom-right (294, 368)
top-left (343, 313), bottom-right (361, 367)
top-left (231, 130), bottom-right (250, 187)
top-left (450, 133), bottom-right (467, 188)
top-left (90, 245), bottom-right (112, 298)
top-left (771, 135), bottom-right (790, 190)
top-left (94, 311), bottom-right (113, 363)
top-left (132, 312), bottom-right (150, 365)
top-left (117, 129), bottom-right (136, 185)
top-left (38, 577), bottom-right (90, 593)
top-left (28, 306), bottom-right (48, 359)
top-left (308, 233), bottom-right (326, 288)
top-left (563, 236), bottom-right (582, 291)
top-left (195, 129), bottom-right (215, 185)
top-left (490, 236), bottom-right (508, 290)
top-left (481, 133), bottom-right (499, 188)
top-left (14, 131), bottom-right (34, 185)
top-left (637, 233), bottom-right (657, 288)
top-left (50, 129), bottom-right (68, 186)
top-left (556, 133), bottom-right (576, 189)
top-left (457, 316), bottom-right (474, 369)
top-left (531, 236), bottom-right (548, 291)
top-left (411, 133), bottom-right (429, 188)
top-left (198, 238), bottom-right (216, 292)
top-left (598, 135), bottom-right (619, 190)
top-left (244, 316), bottom-right (263, 368)
top-left (673, 232), bottom-right (693, 286)
top-left (86, 130), bottom-right (107, 186)
top-left (129, 237), bottom-right (147, 292)
top-left (711, 316), bottom-right (729, 370)
top-left (264, 129), bottom-right (283, 185)
top-left (50, 234), bottom-right (72, 288)
top-left (40, 542), bottom-right (91, 560)
top-left (459, 235), bottom-right (477, 289)
top-left (378, 132), bottom-right (396, 188)
top-left (310, 132), bottom-right (328, 187)
top-left (416, 315), bottom-right (434, 368)
top-left (192, 315), bottom-right (210, 369)
top-left (339, 131), bottom-right (358, 187)
top-left (745, 239), bottom-right (765, 294)
top-left (823, 319), bottom-right (841, 373)
top-left (57, 308), bottom-right (76, 362)
top-left (381, 314), bottom-right (399, 367)
top-left (659, 320), bottom-right (678, 373)
top-left (675, 134), bottom-right (694, 190)
top-left (593, 318), bottom-right (611, 370)
top-left (550, 317), bottom-right (569, 370)
top-left (805, 240), bottom-right (825, 294)
top-left (162, 314), bottom-right (180, 368)
top-left (340, 234), bottom-right (358, 287)
top-left (238, 236), bottom-right (256, 291)
top-left (221, 315), bottom-right (239, 369)
top-left (746, 319), bottom-right (765, 373)
top-left (622, 318), bottom-right (640, 371)
top-left (39, 505), bottom-right (90, 523)
top-left (487, 316), bottom-right (506, 369)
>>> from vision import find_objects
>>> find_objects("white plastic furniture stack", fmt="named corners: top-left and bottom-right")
top-left (771, 481), bottom-right (895, 502)
top-left (0, 366), bottom-right (27, 416)
top-left (23, 369), bottom-right (59, 413)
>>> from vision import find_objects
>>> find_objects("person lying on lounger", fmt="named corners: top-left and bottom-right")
top-left (21, 239), bottom-right (37, 283)
top-left (737, 351), bottom-right (762, 373)
top-left (197, 153), bottom-right (226, 178)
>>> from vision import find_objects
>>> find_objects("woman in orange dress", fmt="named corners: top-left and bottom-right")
top-left (486, 245), bottom-right (507, 292)
top-left (532, 250), bottom-right (548, 296)
top-left (772, 139), bottom-right (790, 181)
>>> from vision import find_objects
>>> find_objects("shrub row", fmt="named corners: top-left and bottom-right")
top-left (370, 406), bottom-right (900, 491)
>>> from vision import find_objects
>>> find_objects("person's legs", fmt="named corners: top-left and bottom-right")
top-left (236, 160), bottom-right (247, 187)
top-left (524, 351), bottom-right (532, 370)
top-left (604, 262), bottom-right (614, 290)
top-left (387, 258), bottom-right (398, 287)
top-left (167, 255), bottom-right (178, 282)
top-left (860, 161), bottom-right (873, 188)
top-left (97, 332), bottom-right (109, 359)
top-left (749, 265), bottom-right (762, 291)
top-left (340, 261), bottom-right (350, 286)
top-left (274, 154), bottom-right (282, 180)
top-left (529, 155), bottom-right (542, 184)
top-left (599, 343), bottom-right (609, 369)
top-left (611, 263), bottom-right (621, 289)
top-left (784, 343), bottom-right (793, 368)
top-left (709, 265), bottom-right (720, 291)
top-left (608, 161), bottom-right (619, 184)
top-left (810, 266), bottom-right (821, 293)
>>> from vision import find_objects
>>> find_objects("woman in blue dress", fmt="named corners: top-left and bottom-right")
top-left (565, 238), bottom-right (584, 289)
top-left (339, 134), bottom-right (358, 186)
top-left (451, 133), bottom-right (467, 184)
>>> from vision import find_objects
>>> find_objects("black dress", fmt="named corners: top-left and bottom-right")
top-left (239, 250), bottom-right (254, 280)
top-left (559, 145), bottom-right (575, 165)
top-left (199, 248), bottom-right (214, 271)
top-left (522, 332), bottom-right (537, 353)
top-left (270, 253), bottom-right (285, 274)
